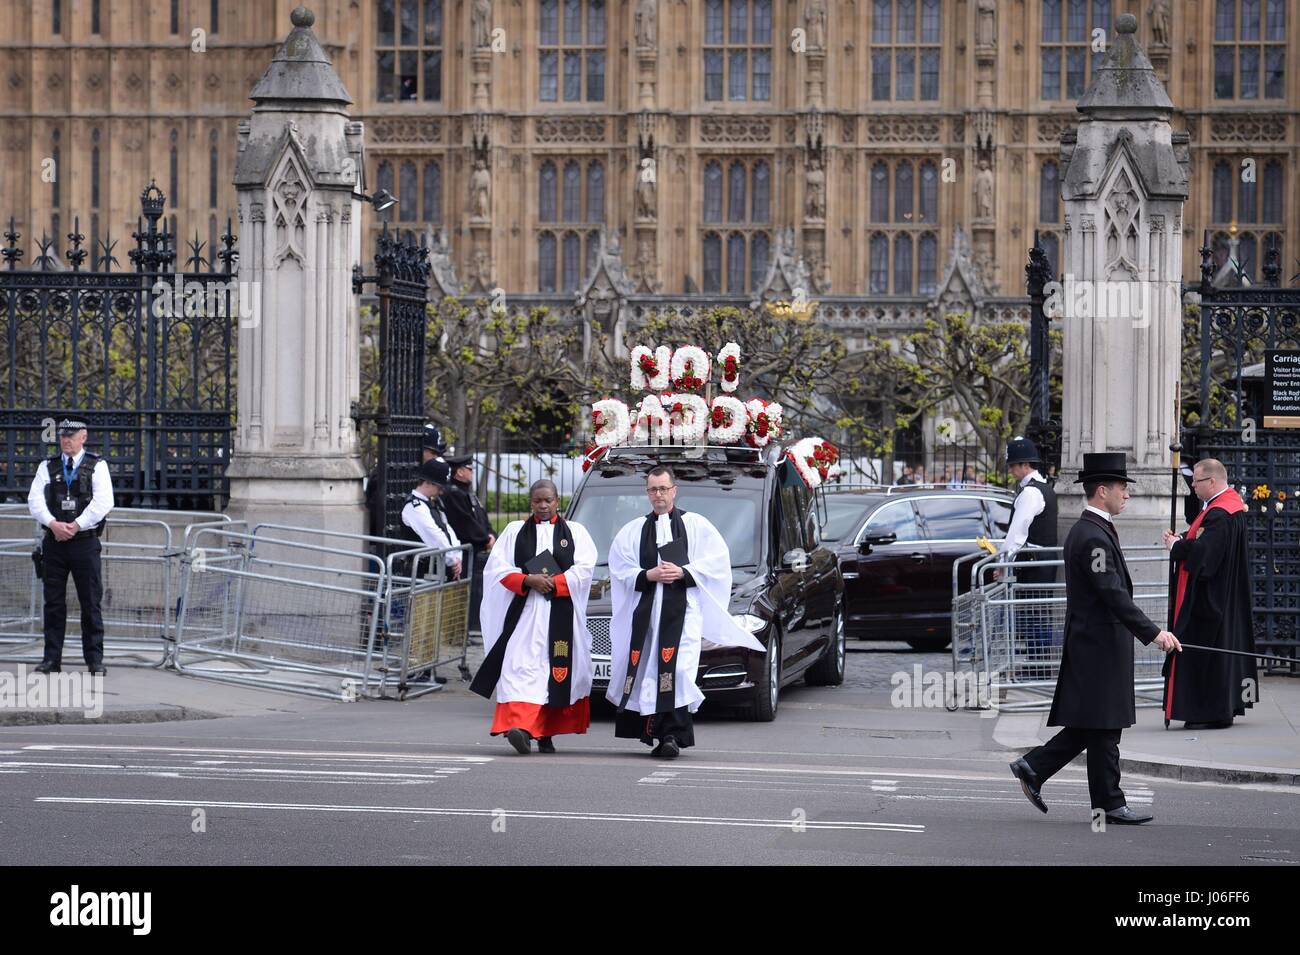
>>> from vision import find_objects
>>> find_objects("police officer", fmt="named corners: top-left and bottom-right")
top-left (26, 419), bottom-right (115, 674)
top-left (996, 436), bottom-right (1058, 677)
top-left (441, 452), bottom-right (496, 634)
top-left (422, 423), bottom-right (447, 464)
top-left (399, 458), bottom-right (463, 581)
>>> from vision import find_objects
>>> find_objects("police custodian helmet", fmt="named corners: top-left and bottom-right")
top-left (1005, 435), bottom-right (1042, 466)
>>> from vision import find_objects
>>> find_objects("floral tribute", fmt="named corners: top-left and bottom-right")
top-left (785, 438), bottom-right (842, 489)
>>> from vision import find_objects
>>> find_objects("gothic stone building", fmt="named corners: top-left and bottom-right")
top-left (0, 0), bottom-right (1295, 330)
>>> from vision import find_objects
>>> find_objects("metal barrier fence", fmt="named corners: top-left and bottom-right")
top-left (0, 510), bottom-right (231, 668)
top-left (171, 524), bottom-right (470, 701)
top-left (950, 545), bottom-right (1172, 712)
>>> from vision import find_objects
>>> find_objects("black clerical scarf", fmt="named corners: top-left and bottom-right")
top-left (470, 517), bottom-right (577, 708)
top-left (617, 508), bottom-right (689, 714)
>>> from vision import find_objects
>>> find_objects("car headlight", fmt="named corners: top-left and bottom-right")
top-left (732, 613), bottom-right (767, 633)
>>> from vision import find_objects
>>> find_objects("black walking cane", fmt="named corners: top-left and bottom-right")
top-left (1175, 644), bottom-right (1298, 666)
top-left (1164, 388), bottom-right (1182, 728)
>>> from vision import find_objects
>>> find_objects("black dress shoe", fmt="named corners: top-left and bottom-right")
top-left (88, 665), bottom-right (107, 677)
top-left (536, 736), bottom-right (556, 754)
top-left (1009, 757), bottom-right (1048, 813)
top-left (657, 736), bottom-right (680, 760)
top-left (505, 728), bottom-right (532, 755)
top-left (1184, 719), bottom-right (1233, 730)
top-left (1105, 805), bottom-right (1153, 825)
top-left (34, 662), bottom-right (61, 674)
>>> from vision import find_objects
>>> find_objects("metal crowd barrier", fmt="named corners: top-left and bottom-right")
top-left (0, 510), bottom-right (231, 668)
top-left (170, 523), bottom-right (471, 701)
top-left (950, 545), bottom-right (1171, 712)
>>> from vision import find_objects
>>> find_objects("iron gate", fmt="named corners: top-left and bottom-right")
top-left (352, 225), bottom-right (431, 541)
top-left (0, 182), bottom-right (237, 510)
top-left (1185, 240), bottom-right (1300, 669)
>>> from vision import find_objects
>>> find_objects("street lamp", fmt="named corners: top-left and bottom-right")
top-left (352, 188), bottom-right (399, 213)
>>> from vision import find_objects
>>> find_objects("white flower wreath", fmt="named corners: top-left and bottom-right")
top-left (661, 392), bottom-right (709, 444)
top-left (591, 399), bottom-right (631, 447)
top-left (707, 395), bottom-right (748, 444)
top-left (633, 394), bottom-right (669, 443)
top-left (717, 342), bottom-right (742, 393)
top-left (630, 344), bottom-right (672, 392)
top-left (744, 398), bottom-right (784, 448)
top-left (669, 345), bottom-right (711, 392)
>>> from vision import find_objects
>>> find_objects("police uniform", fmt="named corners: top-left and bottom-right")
top-left (997, 437), bottom-right (1059, 584)
top-left (26, 419), bottom-right (115, 674)
top-left (441, 452), bottom-right (494, 633)
top-left (399, 458), bottom-right (463, 580)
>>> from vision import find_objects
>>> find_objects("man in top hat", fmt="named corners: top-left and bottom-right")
top-left (26, 419), bottom-right (115, 674)
top-left (1010, 452), bottom-right (1181, 825)
top-left (441, 452), bottom-right (495, 634)
top-left (398, 459), bottom-right (463, 580)
top-left (996, 437), bottom-right (1058, 677)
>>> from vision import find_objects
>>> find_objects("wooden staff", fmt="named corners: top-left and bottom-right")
top-left (1170, 381), bottom-right (1182, 533)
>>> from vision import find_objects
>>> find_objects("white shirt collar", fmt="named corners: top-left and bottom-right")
top-left (411, 490), bottom-right (431, 503)
top-left (1084, 504), bottom-right (1113, 523)
top-left (63, 449), bottom-right (86, 467)
top-left (1019, 469), bottom-right (1042, 488)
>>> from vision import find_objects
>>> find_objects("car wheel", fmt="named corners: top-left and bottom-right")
top-left (906, 635), bottom-right (951, 652)
top-left (743, 630), bottom-right (781, 722)
top-left (805, 601), bottom-right (846, 687)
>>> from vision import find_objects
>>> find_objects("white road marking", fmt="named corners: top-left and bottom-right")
top-left (19, 743), bottom-right (493, 763)
top-left (35, 797), bottom-right (927, 833)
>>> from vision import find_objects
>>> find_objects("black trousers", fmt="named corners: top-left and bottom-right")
top-left (614, 706), bottom-right (695, 748)
top-left (1023, 727), bottom-right (1125, 812)
top-left (41, 534), bottom-right (105, 668)
top-left (468, 549), bottom-right (487, 632)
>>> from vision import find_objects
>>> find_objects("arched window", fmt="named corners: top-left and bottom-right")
top-left (91, 129), bottom-right (101, 209)
top-left (586, 162), bottom-right (604, 223)
top-left (869, 233), bottom-right (889, 293)
top-left (563, 161), bottom-right (581, 221)
top-left (751, 161), bottom-right (770, 222)
top-left (376, 161), bottom-right (395, 222)
top-left (170, 0), bottom-right (179, 35)
top-left (53, 0), bottom-right (62, 35)
top-left (1238, 169), bottom-right (1257, 223)
top-left (1041, 233), bottom-right (1059, 276)
top-left (423, 162), bottom-right (441, 222)
top-left (727, 232), bottom-right (746, 291)
top-left (169, 128), bottom-right (179, 207)
top-left (211, 0), bottom-right (219, 33)
top-left (894, 161), bottom-right (913, 222)
top-left (1262, 160), bottom-right (1284, 221)
top-left (586, 231), bottom-right (600, 279)
top-left (704, 162), bottom-right (723, 222)
top-left (919, 161), bottom-right (938, 222)
top-left (399, 161), bottom-right (417, 221)
top-left (894, 234), bottom-right (913, 294)
top-left (870, 162), bottom-right (889, 222)
top-left (1040, 161), bottom-right (1059, 223)
top-left (538, 232), bottom-right (557, 292)
top-left (561, 232), bottom-right (581, 292)
top-left (751, 232), bottom-right (770, 290)
top-left (1238, 232), bottom-right (1257, 281)
top-left (209, 215), bottom-right (217, 269)
top-left (539, 161), bottom-right (557, 222)
top-left (209, 129), bottom-right (219, 209)
top-left (703, 232), bottom-right (722, 292)
top-left (727, 161), bottom-right (747, 222)
top-left (918, 232), bottom-right (938, 295)
top-left (92, 0), bottom-right (101, 35)
top-left (1212, 160), bottom-right (1233, 221)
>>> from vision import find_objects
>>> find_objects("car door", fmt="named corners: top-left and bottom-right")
top-left (771, 465), bottom-right (814, 670)
top-left (844, 499), bottom-right (929, 637)
top-left (914, 496), bottom-right (990, 618)
top-left (792, 480), bottom-right (837, 672)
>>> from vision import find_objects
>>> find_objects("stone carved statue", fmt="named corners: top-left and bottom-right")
top-left (635, 164), bottom-right (657, 220)
top-left (975, 159), bottom-right (994, 219)
top-left (804, 151), bottom-right (825, 221)
top-left (472, 0), bottom-right (493, 50)
top-left (977, 0), bottom-right (997, 48)
top-left (635, 0), bottom-right (657, 50)
top-left (805, 0), bottom-right (827, 52)
top-left (1149, 0), bottom-right (1171, 47)
top-left (470, 156), bottom-right (491, 219)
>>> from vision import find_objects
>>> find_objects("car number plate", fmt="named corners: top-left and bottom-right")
top-left (591, 661), bottom-right (612, 682)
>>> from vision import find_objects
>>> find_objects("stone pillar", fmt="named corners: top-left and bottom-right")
top-left (1056, 14), bottom-right (1189, 545)
top-left (224, 6), bottom-right (367, 535)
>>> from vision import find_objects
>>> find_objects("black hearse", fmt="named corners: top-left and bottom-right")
top-left (565, 444), bottom-right (844, 721)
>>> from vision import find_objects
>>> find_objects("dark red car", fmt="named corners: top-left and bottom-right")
top-left (822, 484), bottom-right (1016, 651)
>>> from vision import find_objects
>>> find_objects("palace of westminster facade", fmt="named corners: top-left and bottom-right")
top-left (0, 0), bottom-right (1295, 309)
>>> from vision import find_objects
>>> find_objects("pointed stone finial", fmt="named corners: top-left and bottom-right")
top-left (1076, 9), bottom-right (1171, 116)
top-left (249, 5), bottom-right (352, 106)
top-left (291, 5), bottom-right (315, 28)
